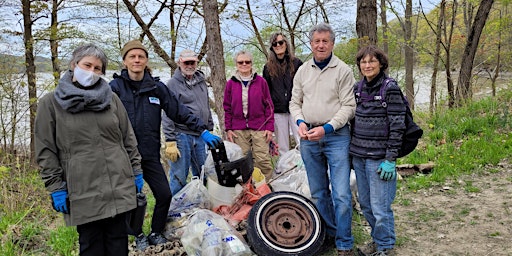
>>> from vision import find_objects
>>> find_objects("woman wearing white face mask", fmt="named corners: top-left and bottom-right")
top-left (35, 44), bottom-right (143, 255)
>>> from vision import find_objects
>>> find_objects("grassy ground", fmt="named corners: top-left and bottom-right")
top-left (1, 90), bottom-right (511, 255)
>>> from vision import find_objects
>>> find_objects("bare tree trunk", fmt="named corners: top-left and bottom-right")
top-left (356, 0), bottom-right (378, 47)
top-left (380, 0), bottom-right (388, 54)
top-left (22, 0), bottom-right (37, 163)
top-left (404, 0), bottom-right (414, 109)
top-left (456, 0), bottom-right (494, 104)
top-left (202, 0), bottom-right (227, 136)
top-left (490, 8), bottom-right (502, 97)
top-left (50, 0), bottom-right (61, 86)
top-left (428, 0), bottom-right (445, 114)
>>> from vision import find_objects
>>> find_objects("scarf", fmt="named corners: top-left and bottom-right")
top-left (54, 70), bottom-right (112, 113)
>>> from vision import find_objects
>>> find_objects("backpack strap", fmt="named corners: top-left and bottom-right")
top-left (378, 77), bottom-right (395, 108)
top-left (356, 77), bottom-right (394, 107)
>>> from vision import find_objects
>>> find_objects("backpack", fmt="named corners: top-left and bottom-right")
top-left (355, 77), bottom-right (423, 158)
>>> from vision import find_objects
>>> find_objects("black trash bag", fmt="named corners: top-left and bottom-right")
top-left (127, 192), bottom-right (147, 235)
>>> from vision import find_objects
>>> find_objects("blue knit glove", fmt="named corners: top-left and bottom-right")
top-left (51, 190), bottom-right (69, 214)
top-left (135, 174), bottom-right (144, 193)
top-left (377, 160), bottom-right (396, 181)
top-left (201, 130), bottom-right (221, 149)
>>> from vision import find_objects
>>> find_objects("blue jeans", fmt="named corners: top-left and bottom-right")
top-left (168, 133), bottom-right (207, 196)
top-left (300, 125), bottom-right (353, 250)
top-left (352, 156), bottom-right (396, 250)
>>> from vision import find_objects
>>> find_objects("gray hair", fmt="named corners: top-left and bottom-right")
top-left (233, 50), bottom-right (253, 63)
top-left (308, 23), bottom-right (335, 43)
top-left (69, 43), bottom-right (108, 74)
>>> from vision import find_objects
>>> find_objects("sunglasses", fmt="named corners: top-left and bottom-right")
top-left (237, 60), bottom-right (252, 65)
top-left (183, 61), bottom-right (197, 66)
top-left (272, 40), bottom-right (285, 47)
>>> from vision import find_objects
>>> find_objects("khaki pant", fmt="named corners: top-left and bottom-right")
top-left (232, 130), bottom-right (273, 180)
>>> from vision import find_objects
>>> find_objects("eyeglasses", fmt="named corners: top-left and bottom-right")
top-left (360, 59), bottom-right (379, 65)
top-left (237, 60), bottom-right (252, 65)
top-left (183, 61), bottom-right (197, 66)
top-left (272, 40), bottom-right (285, 47)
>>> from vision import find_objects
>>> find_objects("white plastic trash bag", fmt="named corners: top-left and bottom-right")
top-left (168, 176), bottom-right (211, 220)
top-left (270, 149), bottom-right (312, 199)
top-left (181, 209), bottom-right (254, 256)
top-left (274, 148), bottom-right (304, 174)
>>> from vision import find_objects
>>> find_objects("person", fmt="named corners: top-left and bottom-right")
top-left (35, 43), bottom-right (144, 256)
top-left (262, 32), bottom-right (303, 156)
top-left (350, 45), bottom-right (404, 256)
top-left (289, 23), bottom-right (356, 256)
top-left (109, 40), bottom-right (221, 251)
top-left (223, 50), bottom-right (275, 181)
top-left (162, 49), bottom-right (214, 196)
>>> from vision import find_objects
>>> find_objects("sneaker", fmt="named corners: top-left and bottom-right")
top-left (135, 234), bottom-right (149, 251)
top-left (338, 249), bottom-right (355, 256)
top-left (147, 232), bottom-right (167, 245)
top-left (358, 241), bottom-right (377, 255)
top-left (370, 248), bottom-right (395, 256)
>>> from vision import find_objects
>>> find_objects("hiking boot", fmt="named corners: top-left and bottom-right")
top-left (147, 232), bottom-right (167, 245)
top-left (338, 249), bottom-right (355, 256)
top-left (135, 234), bottom-right (149, 251)
top-left (358, 241), bottom-right (377, 255)
top-left (370, 248), bottom-right (395, 256)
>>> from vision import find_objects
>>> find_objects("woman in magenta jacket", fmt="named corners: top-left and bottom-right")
top-left (223, 50), bottom-right (275, 181)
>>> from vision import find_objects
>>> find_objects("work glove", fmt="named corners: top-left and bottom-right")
top-left (51, 190), bottom-right (69, 214)
top-left (135, 173), bottom-right (144, 193)
top-left (377, 160), bottom-right (396, 181)
top-left (200, 130), bottom-right (222, 149)
top-left (165, 141), bottom-right (181, 162)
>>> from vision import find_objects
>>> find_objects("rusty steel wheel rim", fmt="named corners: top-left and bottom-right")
top-left (257, 196), bottom-right (319, 250)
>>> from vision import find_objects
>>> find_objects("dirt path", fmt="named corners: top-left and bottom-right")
top-left (393, 160), bottom-right (512, 255)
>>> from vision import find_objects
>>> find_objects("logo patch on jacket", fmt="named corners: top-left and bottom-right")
top-left (149, 97), bottom-right (160, 105)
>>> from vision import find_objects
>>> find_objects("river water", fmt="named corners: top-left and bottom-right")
top-left (2, 68), bottom-right (510, 151)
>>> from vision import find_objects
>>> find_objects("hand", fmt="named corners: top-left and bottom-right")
top-left (165, 141), bottom-right (181, 162)
top-left (226, 130), bottom-right (237, 143)
top-left (305, 127), bottom-right (325, 141)
top-left (264, 130), bottom-right (273, 143)
top-left (51, 190), bottom-right (69, 214)
top-left (135, 173), bottom-right (144, 193)
top-left (298, 122), bottom-right (309, 140)
top-left (201, 130), bottom-right (222, 149)
top-left (377, 160), bottom-right (396, 181)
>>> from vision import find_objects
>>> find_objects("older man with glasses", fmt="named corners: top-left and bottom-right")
top-left (162, 49), bottom-right (216, 196)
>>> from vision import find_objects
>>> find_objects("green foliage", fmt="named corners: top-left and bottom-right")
top-left (400, 89), bottom-right (512, 190)
top-left (48, 225), bottom-right (78, 256)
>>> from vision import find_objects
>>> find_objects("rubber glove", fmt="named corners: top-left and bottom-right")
top-left (377, 160), bottom-right (396, 181)
top-left (135, 174), bottom-right (144, 193)
top-left (165, 141), bottom-right (181, 162)
top-left (51, 190), bottom-right (69, 214)
top-left (200, 130), bottom-right (222, 149)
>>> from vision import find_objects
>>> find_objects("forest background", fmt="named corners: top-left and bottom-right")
top-left (0, 0), bottom-right (511, 255)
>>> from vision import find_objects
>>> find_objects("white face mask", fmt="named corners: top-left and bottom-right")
top-left (73, 65), bottom-right (101, 87)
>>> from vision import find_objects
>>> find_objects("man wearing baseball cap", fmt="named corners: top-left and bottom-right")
top-left (162, 49), bottom-right (215, 196)
top-left (109, 40), bottom-right (222, 251)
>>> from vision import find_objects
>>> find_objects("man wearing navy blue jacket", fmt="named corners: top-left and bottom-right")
top-left (110, 40), bottom-right (221, 251)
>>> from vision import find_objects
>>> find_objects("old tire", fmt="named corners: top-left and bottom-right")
top-left (247, 191), bottom-right (325, 255)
